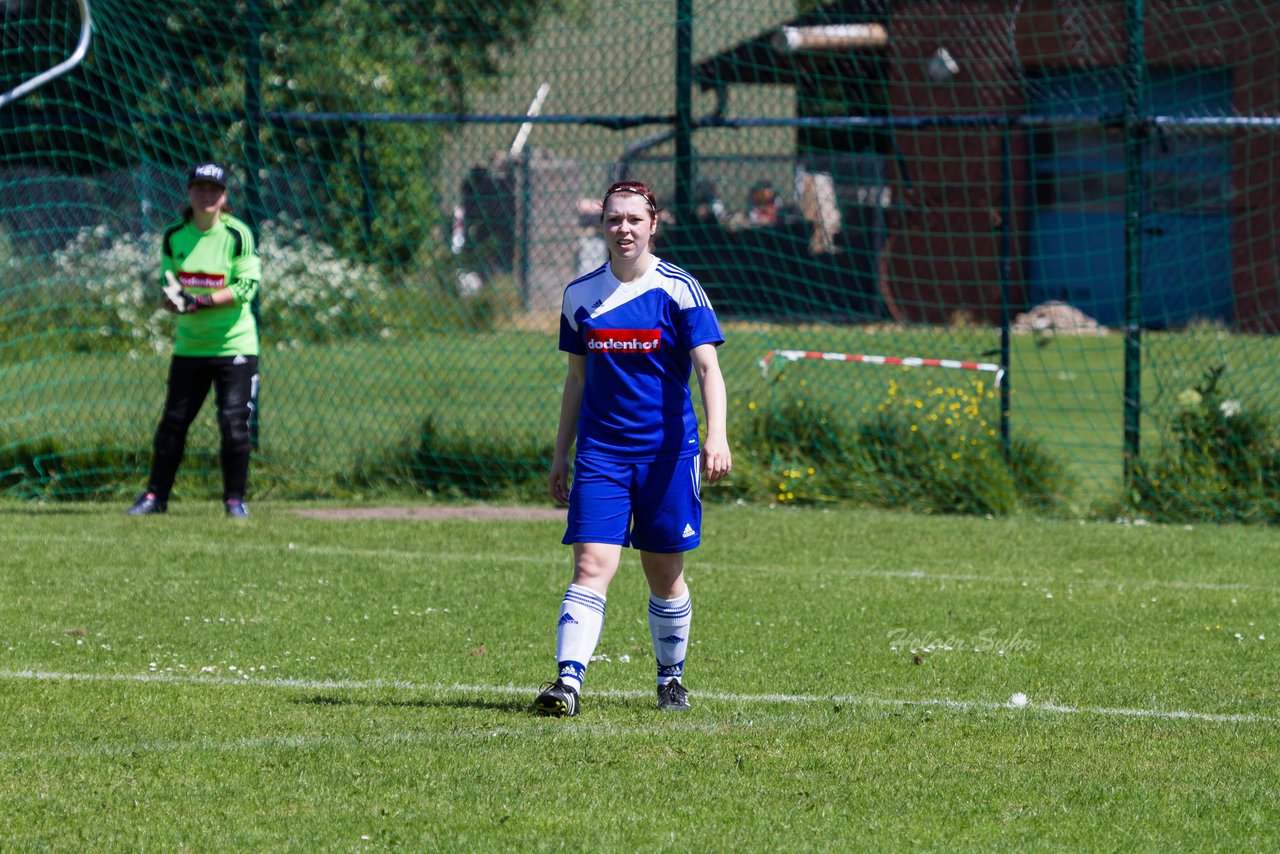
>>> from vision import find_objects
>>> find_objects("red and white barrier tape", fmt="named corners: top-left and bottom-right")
top-left (760, 349), bottom-right (1005, 387)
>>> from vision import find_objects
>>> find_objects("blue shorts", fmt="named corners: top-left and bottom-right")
top-left (563, 454), bottom-right (703, 553)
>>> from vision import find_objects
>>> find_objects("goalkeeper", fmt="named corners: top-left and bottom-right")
top-left (126, 162), bottom-right (261, 519)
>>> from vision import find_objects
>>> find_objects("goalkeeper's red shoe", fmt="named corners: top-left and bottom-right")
top-left (534, 679), bottom-right (579, 717)
top-left (125, 492), bottom-right (167, 516)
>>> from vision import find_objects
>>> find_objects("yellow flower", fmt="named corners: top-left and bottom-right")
top-left (748, 401), bottom-right (757, 410)
top-left (910, 424), bottom-right (918, 432)
top-left (807, 467), bottom-right (815, 475)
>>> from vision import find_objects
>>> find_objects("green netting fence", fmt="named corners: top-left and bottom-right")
top-left (3, 0), bottom-right (1279, 521)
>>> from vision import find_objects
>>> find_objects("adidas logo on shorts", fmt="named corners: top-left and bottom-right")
top-left (682, 523), bottom-right (696, 538)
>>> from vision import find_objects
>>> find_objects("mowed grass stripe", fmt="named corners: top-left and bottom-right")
top-left (0, 720), bottom-right (739, 765)
top-left (3, 529), bottom-right (1268, 593)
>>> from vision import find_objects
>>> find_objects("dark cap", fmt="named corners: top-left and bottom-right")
top-left (188, 162), bottom-right (227, 188)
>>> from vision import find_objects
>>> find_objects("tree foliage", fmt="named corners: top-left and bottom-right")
top-left (2, 0), bottom-right (585, 265)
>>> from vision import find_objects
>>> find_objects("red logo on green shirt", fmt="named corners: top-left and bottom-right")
top-left (179, 272), bottom-right (226, 290)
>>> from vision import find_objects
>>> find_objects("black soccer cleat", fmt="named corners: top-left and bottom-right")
top-left (125, 492), bottom-right (167, 516)
top-left (534, 679), bottom-right (579, 717)
top-left (657, 678), bottom-right (691, 712)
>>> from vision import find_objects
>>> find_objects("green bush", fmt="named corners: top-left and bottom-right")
top-left (710, 374), bottom-right (1066, 515)
top-left (20, 226), bottom-right (171, 355)
top-left (1126, 365), bottom-right (1280, 523)
top-left (0, 434), bottom-right (148, 501)
top-left (346, 416), bottom-right (552, 502)
top-left (710, 374), bottom-right (855, 504)
top-left (3, 221), bottom-right (489, 357)
top-left (259, 217), bottom-right (401, 347)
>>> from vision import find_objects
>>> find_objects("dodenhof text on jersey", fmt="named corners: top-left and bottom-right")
top-left (177, 272), bottom-right (227, 289)
top-left (585, 328), bottom-right (661, 353)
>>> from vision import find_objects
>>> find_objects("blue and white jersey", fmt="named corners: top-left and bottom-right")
top-left (560, 258), bottom-right (724, 460)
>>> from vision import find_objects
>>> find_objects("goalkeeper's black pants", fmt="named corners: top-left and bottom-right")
top-left (147, 355), bottom-right (259, 503)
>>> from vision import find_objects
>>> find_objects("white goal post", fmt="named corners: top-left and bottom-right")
top-left (0, 0), bottom-right (94, 109)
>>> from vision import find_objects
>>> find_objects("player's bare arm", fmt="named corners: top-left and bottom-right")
top-left (692, 343), bottom-right (731, 483)
top-left (549, 354), bottom-right (586, 505)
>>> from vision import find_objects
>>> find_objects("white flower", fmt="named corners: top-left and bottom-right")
top-left (1219, 399), bottom-right (1242, 418)
top-left (1177, 388), bottom-right (1203, 407)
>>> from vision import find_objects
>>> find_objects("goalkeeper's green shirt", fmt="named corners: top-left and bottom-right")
top-left (161, 213), bottom-right (261, 357)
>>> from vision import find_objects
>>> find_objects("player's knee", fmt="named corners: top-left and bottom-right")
top-left (218, 406), bottom-right (252, 447)
top-left (158, 406), bottom-right (195, 433)
top-left (572, 549), bottom-right (620, 587)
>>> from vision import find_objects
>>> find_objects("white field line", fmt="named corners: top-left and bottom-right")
top-left (1, 668), bottom-right (1276, 727)
top-left (3, 531), bottom-right (1266, 594)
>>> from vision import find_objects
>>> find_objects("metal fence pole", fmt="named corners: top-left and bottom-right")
top-left (999, 128), bottom-right (1013, 461)
top-left (243, 0), bottom-right (265, 230)
top-left (674, 0), bottom-right (694, 227)
top-left (1122, 0), bottom-right (1146, 489)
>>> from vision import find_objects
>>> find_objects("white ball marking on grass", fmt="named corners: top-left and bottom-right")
top-left (1009, 692), bottom-right (1029, 708)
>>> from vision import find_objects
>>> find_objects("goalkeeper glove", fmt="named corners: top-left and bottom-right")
top-left (169, 291), bottom-right (215, 313)
top-left (184, 293), bottom-right (216, 313)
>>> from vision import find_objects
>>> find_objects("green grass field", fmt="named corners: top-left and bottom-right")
top-left (3, 501), bottom-right (1278, 850)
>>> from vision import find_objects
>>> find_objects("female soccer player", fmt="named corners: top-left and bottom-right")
top-left (126, 162), bottom-right (262, 518)
top-left (536, 180), bottom-right (732, 717)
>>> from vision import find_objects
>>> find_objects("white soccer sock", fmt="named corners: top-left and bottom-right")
top-left (555, 583), bottom-right (606, 693)
top-left (648, 590), bottom-right (691, 686)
